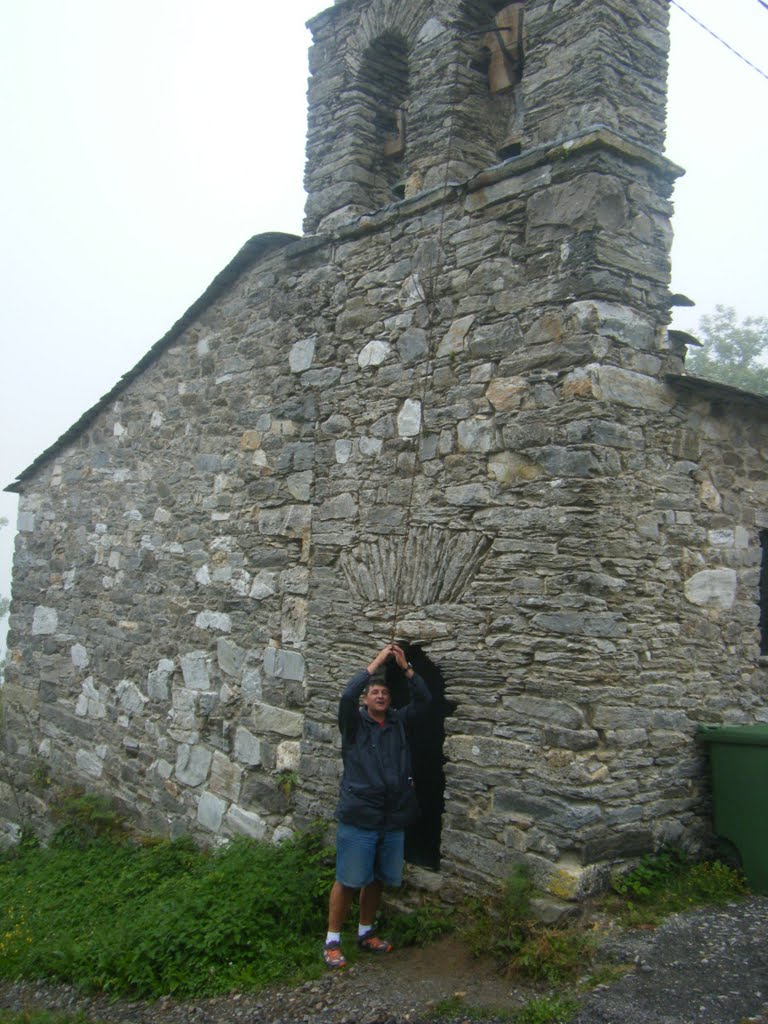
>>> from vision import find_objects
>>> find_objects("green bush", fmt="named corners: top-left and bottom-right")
top-left (462, 866), bottom-right (595, 986)
top-left (0, 828), bottom-right (335, 998)
top-left (609, 847), bottom-right (747, 926)
top-left (611, 847), bottom-right (688, 900)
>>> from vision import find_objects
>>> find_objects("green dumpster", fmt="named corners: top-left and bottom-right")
top-left (699, 724), bottom-right (768, 894)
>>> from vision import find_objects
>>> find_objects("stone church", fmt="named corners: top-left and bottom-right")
top-left (3, 0), bottom-right (768, 901)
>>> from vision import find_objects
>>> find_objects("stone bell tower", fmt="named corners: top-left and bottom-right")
top-left (303, 0), bottom-right (671, 233)
top-left (294, 0), bottom-right (691, 900)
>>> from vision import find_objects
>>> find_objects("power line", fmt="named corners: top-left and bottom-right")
top-left (670, 0), bottom-right (768, 82)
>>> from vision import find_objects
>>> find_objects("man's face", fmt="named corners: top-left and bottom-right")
top-left (363, 683), bottom-right (391, 718)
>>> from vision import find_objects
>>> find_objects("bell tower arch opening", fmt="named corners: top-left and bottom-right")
top-left (458, 0), bottom-right (526, 166)
top-left (357, 32), bottom-right (411, 208)
top-left (385, 643), bottom-right (456, 871)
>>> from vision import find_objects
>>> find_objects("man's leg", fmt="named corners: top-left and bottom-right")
top-left (358, 879), bottom-right (382, 928)
top-left (328, 880), bottom-right (355, 933)
top-left (324, 824), bottom-right (377, 967)
top-left (324, 881), bottom-right (354, 968)
top-left (356, 831), bottom-right (401, 954)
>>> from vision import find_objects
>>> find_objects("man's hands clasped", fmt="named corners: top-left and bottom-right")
top-left (367, 643), bottom-right (409, 675)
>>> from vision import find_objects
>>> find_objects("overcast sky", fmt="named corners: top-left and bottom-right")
top-left (1, 0), bottom-right (767, 659)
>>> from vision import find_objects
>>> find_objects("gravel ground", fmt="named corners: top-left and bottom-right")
top-left (570, 895), bottom-right (768, 1024)
top-left (1, 897), bottom-right (767, 1024)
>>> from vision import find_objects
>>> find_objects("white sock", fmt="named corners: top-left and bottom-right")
top-left (325, 931), bottom-right (341, 945)
top-left (358, 923), bottom-right (372, 938)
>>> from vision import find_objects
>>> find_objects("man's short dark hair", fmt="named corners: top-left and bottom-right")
top-left (363, 679), bottom-right (391, 695)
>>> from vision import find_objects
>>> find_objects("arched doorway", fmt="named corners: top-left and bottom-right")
top-left (386, 643), bottom-right (455, 870)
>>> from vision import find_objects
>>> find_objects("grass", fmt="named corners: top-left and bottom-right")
top-left (429, 993), bottom-right (580, 1023)
top-left (381, 894), bottom-right (456, 948)
top-left (0, 797), bottom-right (337, 998)
top-left (0, 1016), bottom-right (89, 1024)
top-left (0, 793), bottom-right (750, 1023)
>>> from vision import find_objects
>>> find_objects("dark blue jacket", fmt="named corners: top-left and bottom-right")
top-left (335, 668), bottom-right (431, 831)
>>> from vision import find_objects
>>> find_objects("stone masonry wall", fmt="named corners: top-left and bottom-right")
top-left (4, 126), bottom-right (768, 897)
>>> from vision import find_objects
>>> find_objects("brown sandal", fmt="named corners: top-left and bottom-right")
top-left (322, 940), bottom-right (347, 968)
top-left (357, 934), bottom-right (393, 953)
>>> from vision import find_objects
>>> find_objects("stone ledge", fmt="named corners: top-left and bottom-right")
top-left (290, 126), bottom-right (683, 260)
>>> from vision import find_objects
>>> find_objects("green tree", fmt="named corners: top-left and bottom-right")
top-left (685, 305), bottom-right (768, 395)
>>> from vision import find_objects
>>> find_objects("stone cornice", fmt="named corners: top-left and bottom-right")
top-left (469, 125), bottom-right (685, 190)
top-left (292, 125), bottom-right (683, 253)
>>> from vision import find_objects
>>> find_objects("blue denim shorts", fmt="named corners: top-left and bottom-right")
top-left (335, 822), bottom-right (405, 888)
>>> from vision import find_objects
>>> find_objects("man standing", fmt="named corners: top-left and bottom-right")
top-left (323, 643), bottom-right (431, 968)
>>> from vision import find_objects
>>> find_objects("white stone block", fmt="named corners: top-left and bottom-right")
top-left (17, 510), bottom-right (35, 532)
top-left (272, 825), bottom-right (295, 845)
top-left (75, 677), bottom-right (107, 719)
top-left (252, 703), bottom-right (303, 738)
top-left (71, 643), bottom-right (89, 669)
top-left (180, 651), bottom-right (211, 690)
top-left (263, 647), bottom-right (305, 682)
top-left (117, 680), bottom-right (148, 715)
top-left (397, 398), bottom-right (422, 437)
top-left (242, 669), bottom-right (263, 703)
top-left (335, 439), bottom-right (353, 464)
top-left (197, 791), bottom-right (227, 833)
top-left (234, 726), bottom-right (262, 766)
top-left (175, 743), bottom-right (213, 787)
top-left (457, 417), bottom-right (495, 453)
top-left (32, 606), bottom-right (58, 635)
top-left (195, 610), bottom-right (232, 633)
top-left (276, 741), bottom-right (300, 772)
top-left (418, 16), bottom-right (446, 42)
top-left (287, 472), bottom-right (312, 501)
top-left (358, 339), bottom-right (391, 368)
top-left (708, 528), bottom-right (734, 547)
top-left (250, 571), bottom-right (277, 601)
top-left (359, 436), bottom-right (383, 457)
top-left (225, 805), bottom-right (267, 840)
top-left (76, 748), bottom-right (104, 779)
top-left (217, 638), bottom-right (245, 677)
top-left (437, 315), bottom-right (475, 357)
top-left (147, 659), bottom-right (175, 701)
top-left (150, 758), bottom-right (174, 780)
top-left (684, 569), bottom-right (738, 610)
top-left (258, 505), bottom-right (312, 538)
top-left (289, 336), bottom-right (316, 373)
